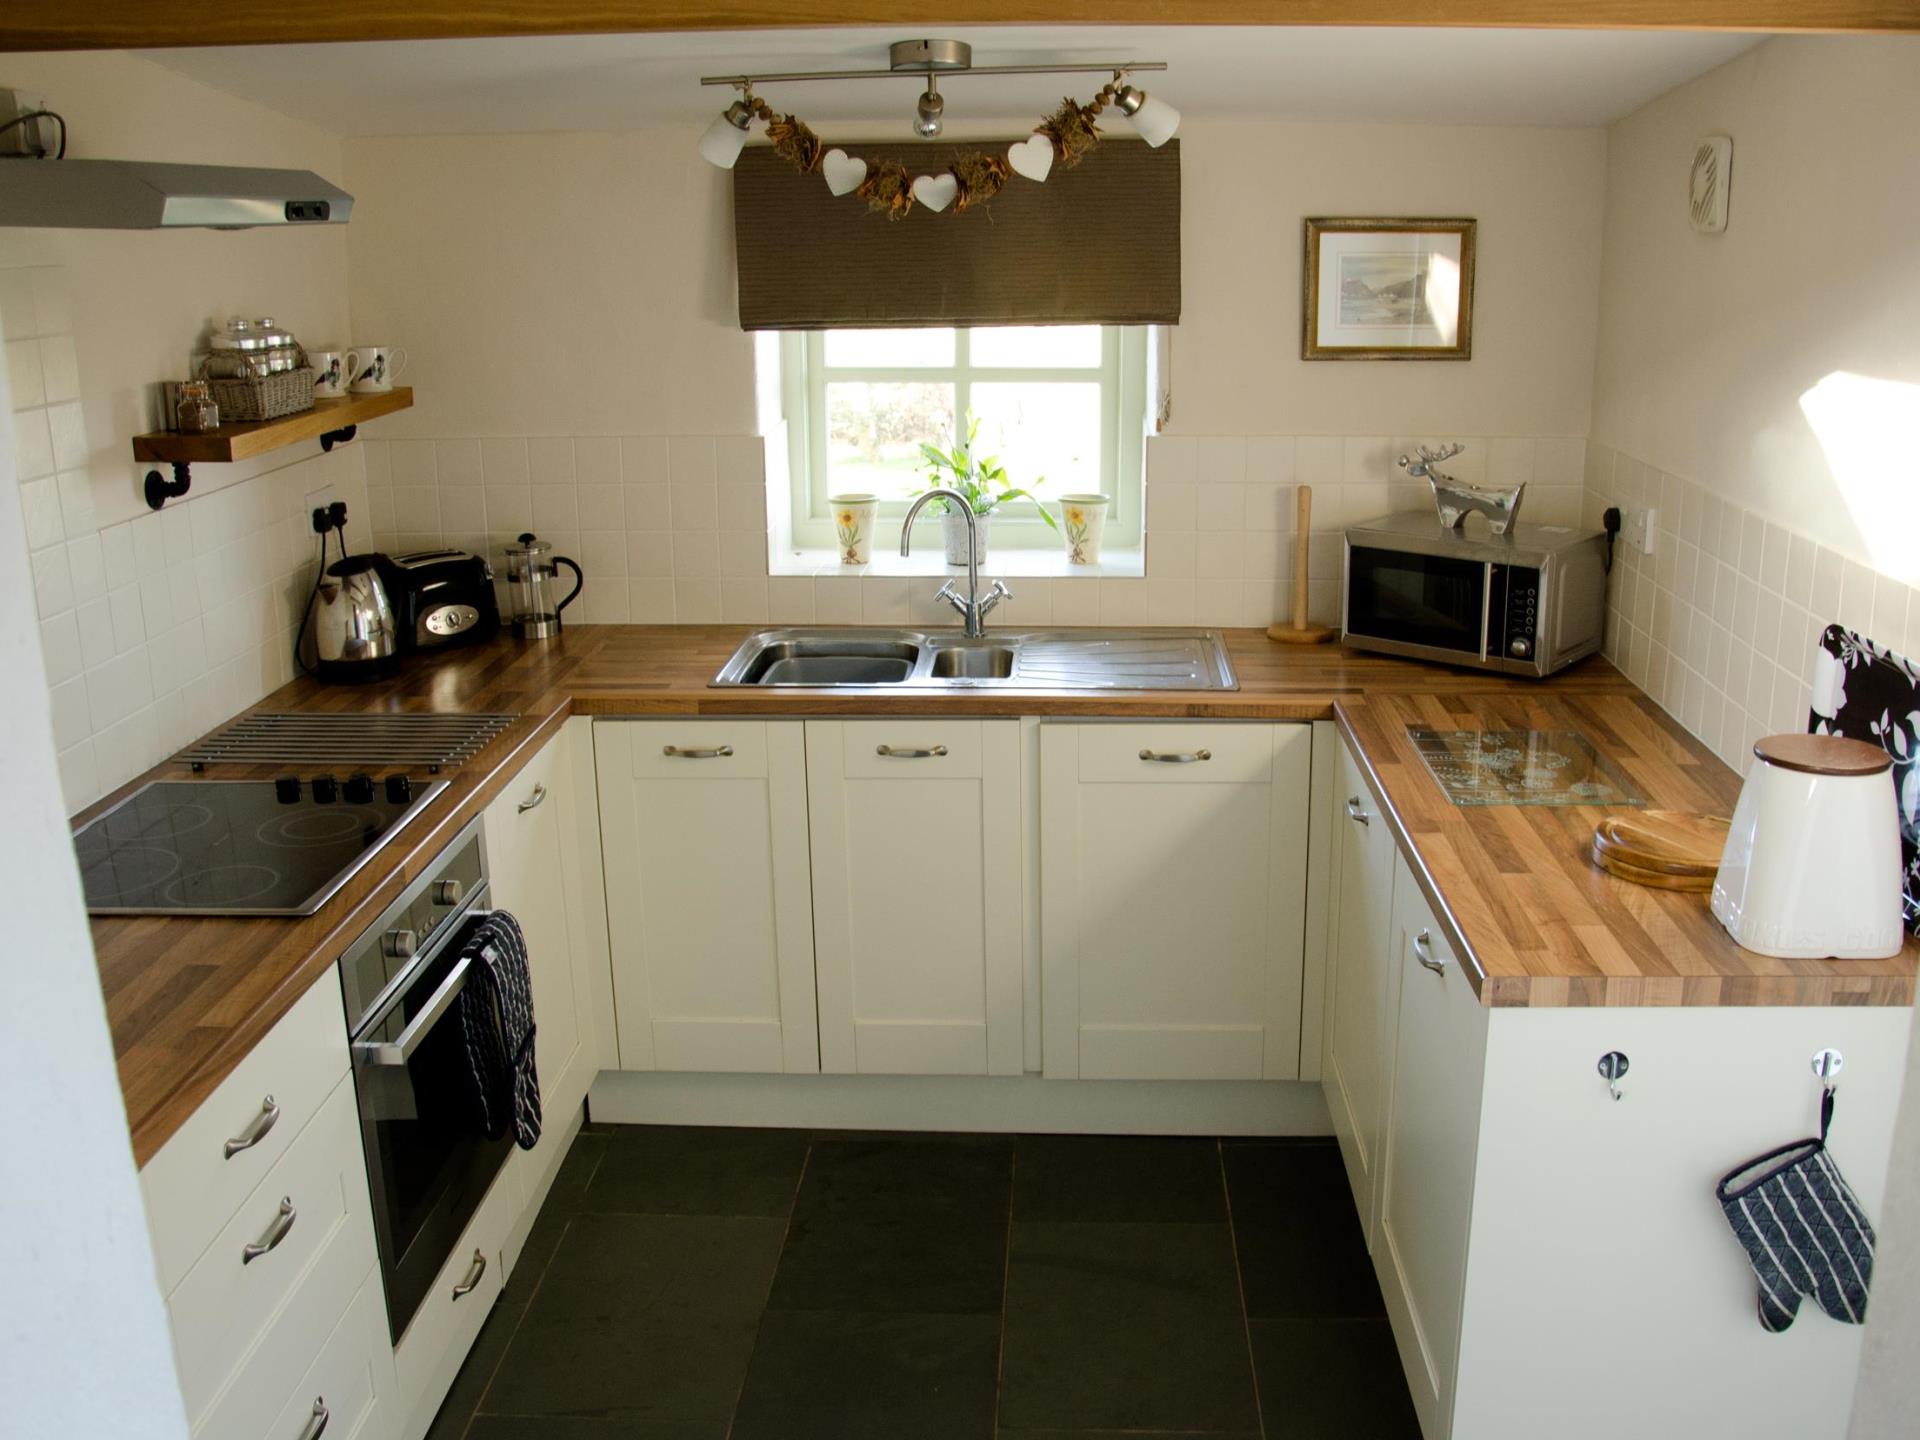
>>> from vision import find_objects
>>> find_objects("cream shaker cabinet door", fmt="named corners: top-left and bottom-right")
top-left (1374, 854), bottom-right (1489, 1440)
top-left (1040, 723), bottom-right (1311, 1081)
top-left (805, 720), bottom-right (1023, 1077)
top-left (594, 720), bottom-right (819, 1074)
top-left (482, 725), bottom-right (584, 1114)
top-left (1323, 733), bottom-right (1402, 1250)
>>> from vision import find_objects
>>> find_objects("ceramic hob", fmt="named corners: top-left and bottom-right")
top-left (1407, 728), bottom-right (1647, 808)
top-left (75, 776), bottom-right (445, 916)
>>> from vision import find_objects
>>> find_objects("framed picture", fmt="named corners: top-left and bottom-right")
top-left (1302, 217), bottom-right (1476, 360)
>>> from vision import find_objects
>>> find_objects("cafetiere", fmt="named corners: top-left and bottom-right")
top-left (503, 532), bottom-right (583, 638)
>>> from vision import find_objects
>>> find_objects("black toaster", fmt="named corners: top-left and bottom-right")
top-left (374, 549), bottom-right (501, 652)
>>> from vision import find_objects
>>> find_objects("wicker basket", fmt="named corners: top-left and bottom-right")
top-left (195, 345), bottom-right (316, 424)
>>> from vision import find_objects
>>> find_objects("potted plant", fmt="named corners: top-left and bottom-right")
top-left (913, 412), bottom-right (1056, 565)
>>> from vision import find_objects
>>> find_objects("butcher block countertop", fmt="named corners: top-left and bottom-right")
top-left (83, 625), bottom-right (1918, 1166)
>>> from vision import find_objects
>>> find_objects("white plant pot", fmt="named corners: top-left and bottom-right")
top-left (829, 493), bottom-right (879, 565)
top-left (942, 510), bottom-right (990, 566)
top-left (1058, 493), bottom-right (1111, 565)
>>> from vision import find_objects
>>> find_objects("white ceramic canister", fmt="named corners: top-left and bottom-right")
top-left (1058, 493), bottom-right (1110, 565)
top-left (830, 493), bottom-right (880, 565)
top-left (1711, 733), bottom-right (1905, 959)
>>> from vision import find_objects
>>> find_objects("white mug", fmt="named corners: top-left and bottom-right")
top-left (344, 344), bottom-right (407, 394)
top-left (309, 349), bottom-right (349, 399)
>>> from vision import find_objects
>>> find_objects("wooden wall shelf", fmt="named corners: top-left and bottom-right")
top-left (132, 388), bottom-right (413, 466)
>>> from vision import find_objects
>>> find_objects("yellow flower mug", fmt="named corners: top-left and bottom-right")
top-left (1057, 493), bottom-right (1110, 565)
top-left (830, 493), bottom-right (880, 565)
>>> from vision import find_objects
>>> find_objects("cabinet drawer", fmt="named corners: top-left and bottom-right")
top-left (392, 1159), bottom-right (518, 1438)
top-left (1076, 723), bottom-right (1276, 785)
top-left (195, 1270), bottom-right (388, 1440)
top-left (839, 720), bottom-right (984, 779)
top-left (170, 1078), bottom-right (374, 1426)
top-left (143, 967), bottom-right (351, 1296)
top-left (625, 721), bottom-right (769, 778)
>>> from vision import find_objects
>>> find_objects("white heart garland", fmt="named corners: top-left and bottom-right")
top-left (821, 148), bottom-right (867, 197)
top-left (911, 173), bottom-right (959, 213)
top-left (1007, 133), bottom-right (1055, 183)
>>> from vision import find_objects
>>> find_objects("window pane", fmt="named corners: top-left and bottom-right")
top-left (970, 382), bottom-right (1103, 497)
top-left (823, 328), bottom-right (956, 368)
top-left (825, 382), bottom-right (954, 500)
top-left (970, 325), bottom-right (1102, 369)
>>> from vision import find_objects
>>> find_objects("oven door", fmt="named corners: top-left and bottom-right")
top-left (349, 899), bottom-right (513, 1342)
top-left (1343, 543), bottom-right (1491, 663)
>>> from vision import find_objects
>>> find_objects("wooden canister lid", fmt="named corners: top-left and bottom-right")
top-left (1753, 733), bottom-right (1892, 776)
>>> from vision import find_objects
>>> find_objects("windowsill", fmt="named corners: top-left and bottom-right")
top-left (770, 547), bottom-right (1146, 579)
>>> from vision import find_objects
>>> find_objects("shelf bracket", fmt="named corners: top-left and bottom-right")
top-left (319, 423), bottom-right (358, 453)
top-left (145, 462), bottom-right (192, 511)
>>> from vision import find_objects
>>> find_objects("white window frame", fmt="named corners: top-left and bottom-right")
top-left (782, 326), bottom-right (1148, 554)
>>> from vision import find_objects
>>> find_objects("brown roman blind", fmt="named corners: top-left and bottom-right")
top-left (732, 138), bottom-right (1180, 330)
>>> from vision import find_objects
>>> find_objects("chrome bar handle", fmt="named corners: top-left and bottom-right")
top-left (296, 1398), bottom-right (330, 1440)
top-left (1345, 796), bottom-right (1371, 826)
top-left (876, 744), bottom-right (948, 759)
top-left (352, 954), bottom-right (476, 1068)
top-left (241, 1196), bottom-right (297, 1264)
top-left (223, 1095), bottom-right (281, 1159)
top-left (663, 745), bottom-right (734, 759)
top-left (516, 782), bottom-right (548, 813)
top-left (452, 1249), bottom-right (487, 1299)
top-left (1139, 749), bottom-right (1211, 764)
top-left (1413, 929), bottom-right (1445, 974)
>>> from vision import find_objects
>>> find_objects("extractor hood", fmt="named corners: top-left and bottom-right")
top-left (0, 159), bottom-right (351, 229)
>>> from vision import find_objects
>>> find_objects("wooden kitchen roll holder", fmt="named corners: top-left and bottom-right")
top-left (1268, 484), bottom-right (1335, 645)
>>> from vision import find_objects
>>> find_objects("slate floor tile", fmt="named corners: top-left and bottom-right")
top-left (423, 1299), bottom-right (525, 1440)
top-left (728, 1309), bottom-right (1001, 1440)
top-left (795, 1135), bottom-right (1013, 1223)
top-left (999, 1221), bottom-right (1260, 1434)
top-left (481, 1213), bottom-right (784, 1425)
top-left (1014, 1134), bottom-right (1226, 1222)
top-left (467, 1419), bottom-right (726, 1439)
top-left (1224, 1141), bottom-right (1385, 1318)
top-left (766, 1212), bottom-right (1008, 1315)
top-left (584, 1125), bottom-right (809, 1217)
top-left (1001, 1432), bottom-right (1261, 1440)
top-left (1250, 1317), bottom-right (1422, 1439)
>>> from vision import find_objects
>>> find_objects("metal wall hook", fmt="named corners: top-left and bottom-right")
top-left (1598, 1051), bottom-right (1629, 1101)
top-left (1812, 1048), bottom-right (1844, 1097)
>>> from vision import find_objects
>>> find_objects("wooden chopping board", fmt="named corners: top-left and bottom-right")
top-left (1591, 811), bottom-right (1732, 893)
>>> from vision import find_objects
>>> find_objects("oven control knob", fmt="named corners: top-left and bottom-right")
top-left (432, 879), bottom-right (465, 907)
top-left (312, 774), bottom-right (338, 803)
top-left (382, 928), bottom-right (419, 961)
top-left (344, 773), bottom-right (376, 804)
top-left (385, 775), bottom-right (414, 805)
top-left (274, 776), bottom-right (301, 804)
top-left (1509, 637), bottom-right (1533, 659)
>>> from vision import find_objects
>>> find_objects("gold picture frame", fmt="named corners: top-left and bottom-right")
top-left (1302, 217), bottom-right (1476, 361)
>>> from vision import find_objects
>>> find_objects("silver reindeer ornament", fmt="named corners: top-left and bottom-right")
top-left (1399, 443), bottom-right (1525, 535)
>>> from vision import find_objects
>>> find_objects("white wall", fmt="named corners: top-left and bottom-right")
top-left (0, 238), bottom-right (188, 1440)
top-left (4, 52), bottom-right (368, 812)
top-left (343, 116), bottom-right (1602, 628)
top-left (1584, 36), bottom-right (1920, 776)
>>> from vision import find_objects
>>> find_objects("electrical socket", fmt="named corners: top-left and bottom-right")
top-left (1622, 506), bottom-right (1659, 556)
top-left (0, 87), bottom-right (54, 156)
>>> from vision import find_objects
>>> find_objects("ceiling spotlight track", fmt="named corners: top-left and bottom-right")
top-left (696, 36), bottom-right (1180, 218)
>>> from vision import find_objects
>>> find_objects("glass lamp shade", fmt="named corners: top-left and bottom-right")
top-left (699, 110), bottom-right (752, 169)
top-left (1125, 93), bottom-right (1181, 148)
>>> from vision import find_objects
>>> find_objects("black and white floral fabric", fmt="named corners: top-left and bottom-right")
top-left (1808, 624), bottom-right (1920, 937)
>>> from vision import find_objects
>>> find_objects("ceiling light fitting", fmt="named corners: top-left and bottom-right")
top-left (696, 37), bottom-right (1179, 219)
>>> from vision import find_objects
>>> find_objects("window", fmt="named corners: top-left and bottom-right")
top-left (782, 325), bottom-right (1147, 555)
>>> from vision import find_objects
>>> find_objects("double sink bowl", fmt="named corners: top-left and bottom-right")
top-left (711, 628), bottom-right (1238, 691)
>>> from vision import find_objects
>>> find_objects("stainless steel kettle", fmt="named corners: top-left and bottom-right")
top-left (299, 553), bottom-right (399, 682)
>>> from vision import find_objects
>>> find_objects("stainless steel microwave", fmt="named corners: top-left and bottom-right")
top-left (1341, 512), bottom-right (1608, 678)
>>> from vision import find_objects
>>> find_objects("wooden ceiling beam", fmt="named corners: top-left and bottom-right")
top-left (6, 0), bottom-right (1919, 52)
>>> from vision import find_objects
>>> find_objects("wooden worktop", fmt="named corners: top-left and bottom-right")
top-left (83, 625), bottom-right (1918, 1166)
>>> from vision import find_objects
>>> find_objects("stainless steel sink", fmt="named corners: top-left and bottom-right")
top-left (711, 628), bottom-right (1237, 691)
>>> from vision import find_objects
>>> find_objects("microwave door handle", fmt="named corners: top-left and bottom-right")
top-left (1478, 561), bottom-right (1491, 663)
top-left (352, 949), bottom-right (479, 1068)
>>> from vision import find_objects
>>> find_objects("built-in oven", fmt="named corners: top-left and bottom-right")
top-left (1340, 510), bottom-right (1608, 678)
top-left (338, 817), bottom-right (510, 1342)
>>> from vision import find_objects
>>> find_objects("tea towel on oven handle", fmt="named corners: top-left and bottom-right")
top-left (454, 909), bottom-right (542, 1150)
top-left (1715, 1089), bottom-right (1875, 1334)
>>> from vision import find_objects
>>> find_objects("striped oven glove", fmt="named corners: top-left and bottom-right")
top-left (1716, 1092), bottom-right (1875, 1333)
top-left (454, 910), bottom-right (543, 1151)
